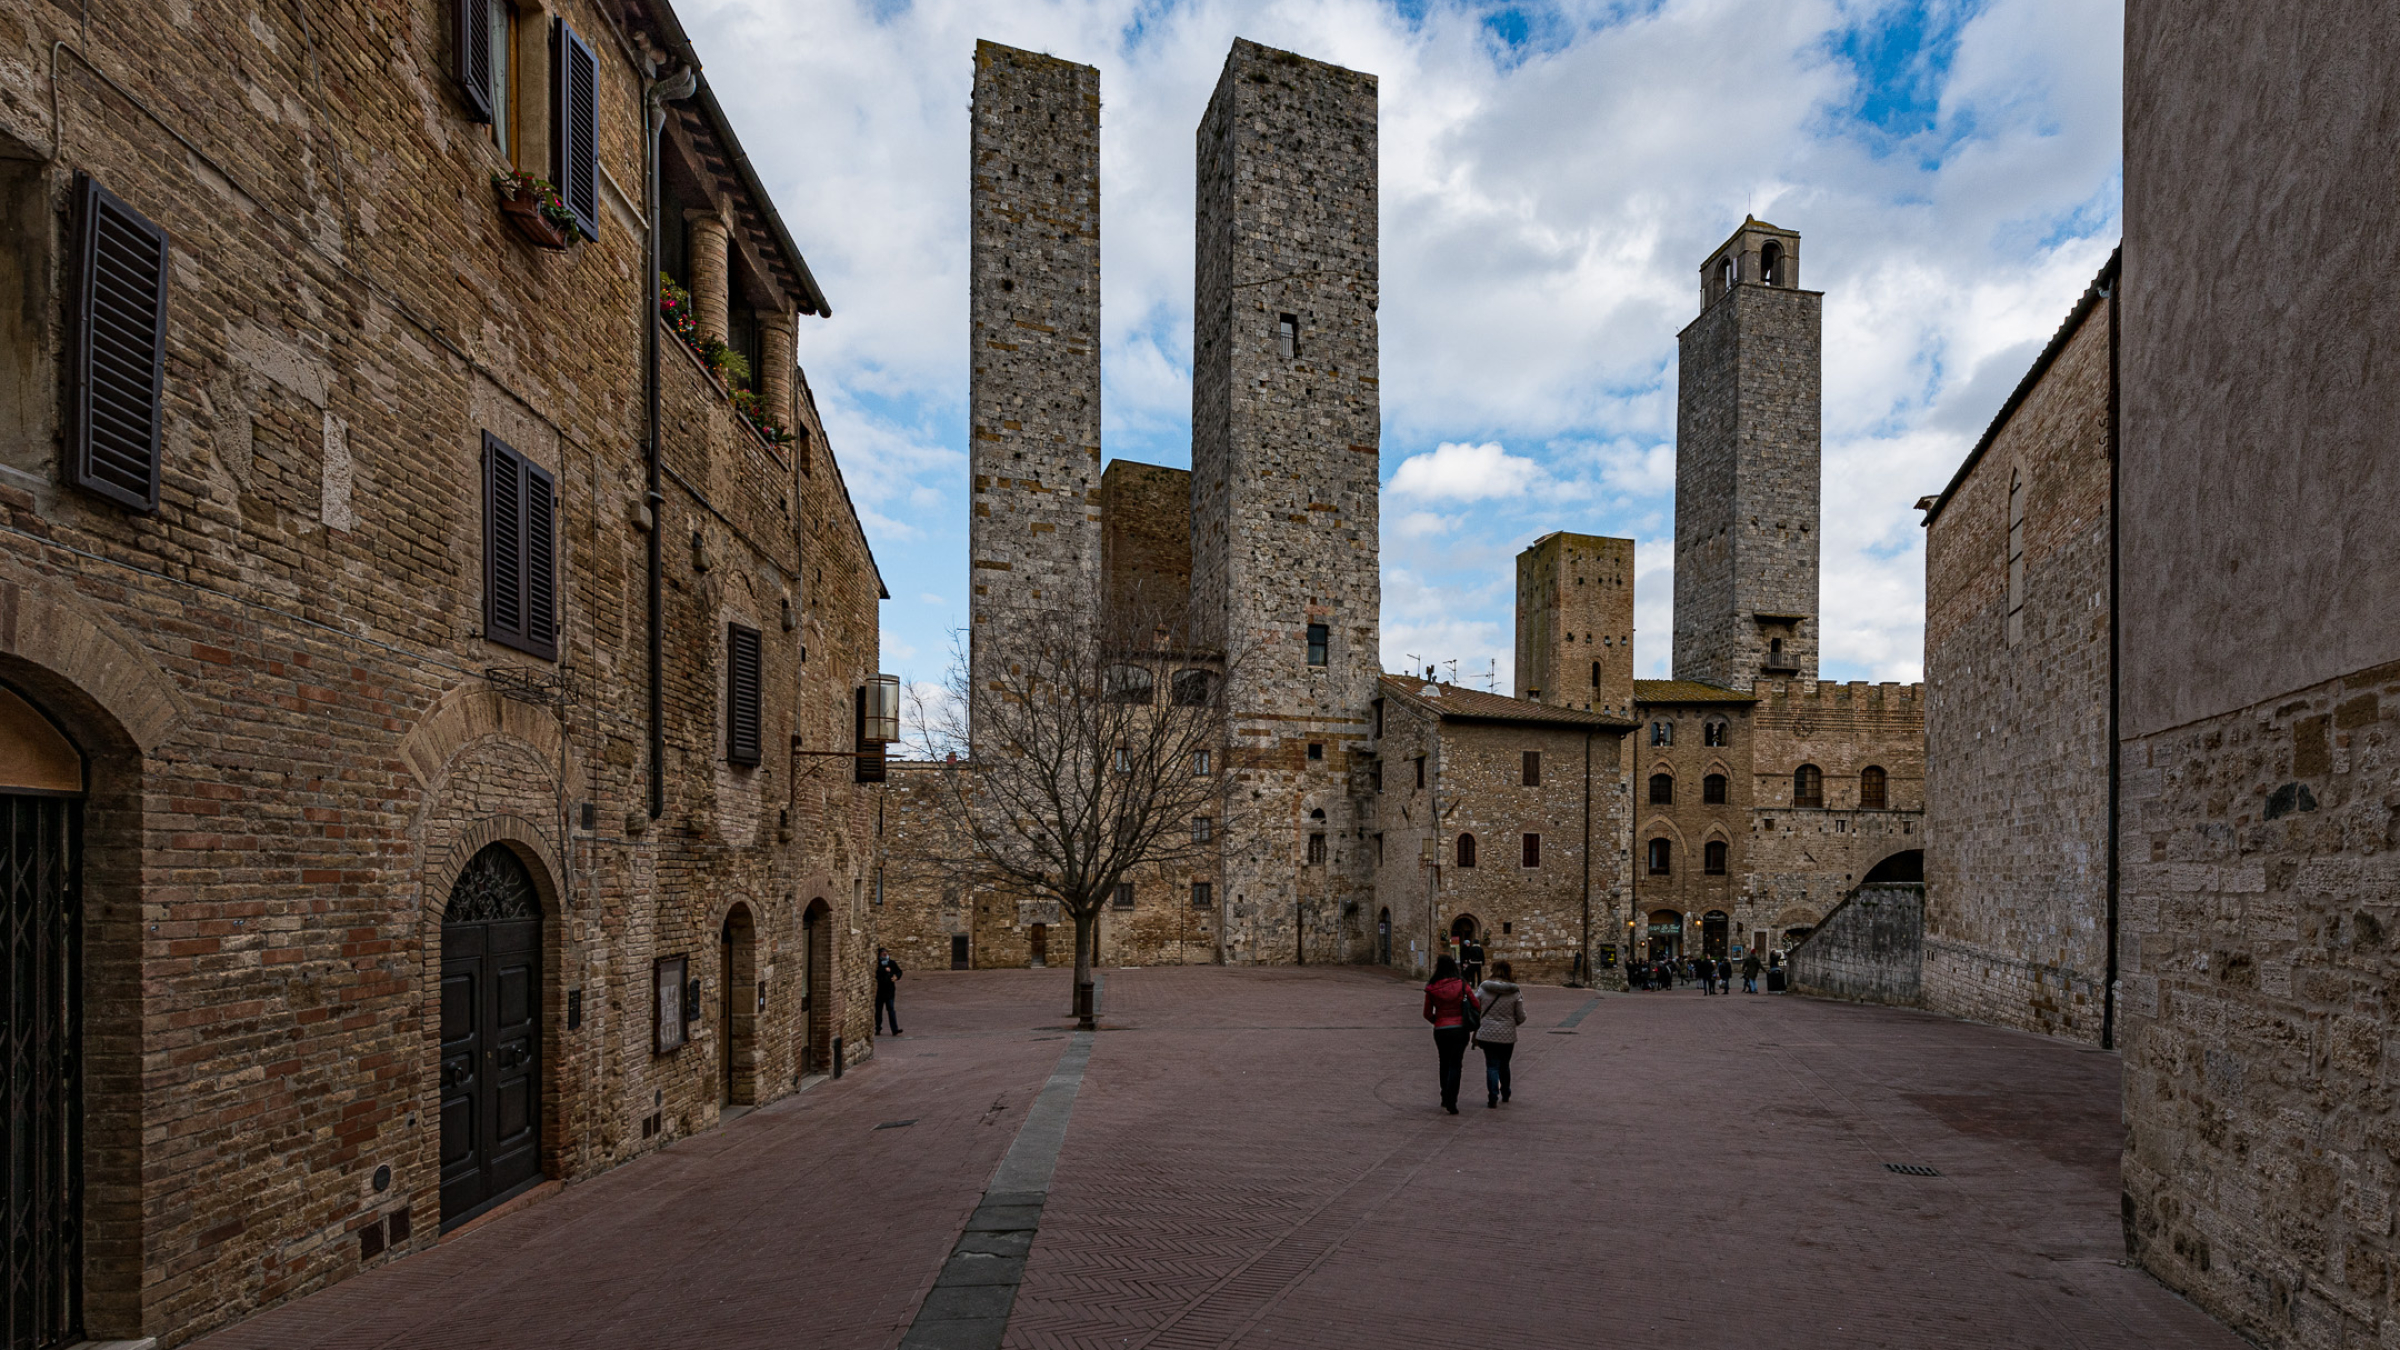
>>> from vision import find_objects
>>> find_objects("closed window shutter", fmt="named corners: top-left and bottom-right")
top-left (553, 21), bottom-right (599, 239)
top-left (484, 435), bottom-right (525, 647)
top-left (456, 0), bottom-right (493, 122)
top-left (483, 433), bottom-right (559, 660)
top-left (69, 174), bottom-right (169, 513)
top-left (523, 462), bottom-right (556, 657)
top-left (727, 624), bottom-right (762, 765)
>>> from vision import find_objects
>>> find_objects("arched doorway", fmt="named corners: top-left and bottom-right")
top-left (2, 683), bottom-right (88, 1346)
top-left (439, 842), bottom-right (546, 1230)
top-left (1646, 909), bottom-right (1684, 962)
top-left (1449, 913), bottom-right (1479, 942)
top-left (1702, 910), bottom-right (1730, 960)
top-left (719, 904), bottom-right (757, 1107)
top-left (800, 900), bottom-right (834, 1076)
top-left (1377, 907), bottom-right (1391, 965)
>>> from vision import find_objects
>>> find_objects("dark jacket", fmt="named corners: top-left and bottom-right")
top-left (875, 956), bottom-right (902, 993)
top-left (1423, 977), bottom-right (1478, 1029)
top-left (1742, 954), bottom-right (1762, 978)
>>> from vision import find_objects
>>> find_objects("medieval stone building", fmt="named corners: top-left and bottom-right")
top-left (1516, 222), bottom-right (1925, 981)
top-left (0, 0), bottom-right (887, 1342)
top-left (1919, 251), bottom-right (2118, 1044)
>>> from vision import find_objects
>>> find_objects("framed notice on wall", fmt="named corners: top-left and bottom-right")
top-left (654, 955), bottom-right (688, 1054)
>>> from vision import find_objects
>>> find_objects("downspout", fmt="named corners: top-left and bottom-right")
top-left (1579, 729), bottom-right (1592, 987)
top-left (644, 65), bottom-right (698, 820)
top-left (2101, 271), bottom-right (2122, 1051)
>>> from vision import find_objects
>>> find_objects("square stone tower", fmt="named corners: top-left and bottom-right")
top-left (1192, 39), bottom-right (1380, 964)
top-left (1514, 532), bottom-right (1635, 716)
top-left (968, 42), bottom-right (1102, 740)
top-left (1672, 217), bottom-right (1821, 691)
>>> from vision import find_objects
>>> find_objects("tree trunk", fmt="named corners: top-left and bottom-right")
top-left (1072, 907), bottom-right (1096, 1030)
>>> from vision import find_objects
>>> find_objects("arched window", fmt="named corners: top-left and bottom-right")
top-left (1103, 664), bottom-right (1154, 704)
top-left (1717, 255), bottom-right (1734, 295)
top-left (1860, 765), bottom-right (1888, 811)
top-left (1705, 840), bottom-right (1728, 875)
top-left (1647, 838), bottom-right (1672, 875)
top-left (1590, 660), bottom-right (1600, 688)
top-left (1793, 763), bottom-right (1823, 808)
top-left (1760, 240), bottom-right (1783, 286)
top-left (1648, 773), bottom-right (1674, 805)
top-left (1703, 719), bottom-right (1728, 747)
top-left (1703, 773), bottom-right (1728, 805)
top-left (1455, 832), bottom-right (1477, 868)
top-left (1171, 668), bottom-right (1216, 706)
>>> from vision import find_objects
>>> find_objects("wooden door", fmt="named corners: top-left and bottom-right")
top-left (1029, 923), bottom-right (1047, 966)
top-left (439, 846), bottom-right (542, 1231)
top-left (950, 934), bottom-right (969, 970)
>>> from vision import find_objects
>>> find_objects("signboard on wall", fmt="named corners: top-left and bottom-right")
top-left (654, 955), bottom-right (687, 1053)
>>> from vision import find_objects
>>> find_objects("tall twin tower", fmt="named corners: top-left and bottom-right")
top-left (968, 40), bottom-right (1382, 962)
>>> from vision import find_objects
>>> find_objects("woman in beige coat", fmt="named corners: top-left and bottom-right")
top-left (1475, 960), bottom-right (1529, 1107)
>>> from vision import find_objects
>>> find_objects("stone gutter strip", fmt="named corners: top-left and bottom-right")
top-left (900, 1027), bottom-right (1097, 1350)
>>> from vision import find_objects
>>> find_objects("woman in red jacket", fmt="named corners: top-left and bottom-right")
top-left (1422, 955), bottom-right (1480, 1114)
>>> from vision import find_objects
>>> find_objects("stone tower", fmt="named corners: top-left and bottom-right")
top-left (1192, 39), bottom-right (1380, 964)
top-left (1514, 533), bottom-right (1635, 716)
top-left (1672, 217), bottom-right (1821, 691)
top-left (968, 42), bottom-right (1102, 740)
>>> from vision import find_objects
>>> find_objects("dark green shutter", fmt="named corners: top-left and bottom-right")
top-left (727, 625), bottom-right (762, 765)
top-left (456, 0), bottom-right (493, 123)
top-left (553, 21), bottom-right (599, 239)
top-left (483, 434), bottom-right (558, 661)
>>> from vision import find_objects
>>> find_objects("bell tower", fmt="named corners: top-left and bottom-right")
top-left (1672, 217), bottom-right (1820, 691)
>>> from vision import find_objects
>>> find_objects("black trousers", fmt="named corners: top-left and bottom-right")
top-left (1435, 1026), bottom-right (1471, 1108)
top-left (1480, 1040), bottom-right (1515, 1100)
top-left (876, 988), bottom-right (899, 1032)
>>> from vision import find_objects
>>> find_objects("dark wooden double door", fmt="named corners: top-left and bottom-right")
top-left (4, 795), bottom-right (81, 1350)
top-left (439, 849), bottom-right (543, 1230)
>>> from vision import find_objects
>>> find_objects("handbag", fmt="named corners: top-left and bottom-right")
top-left (1457, 981), bottom-right (1483, 1034)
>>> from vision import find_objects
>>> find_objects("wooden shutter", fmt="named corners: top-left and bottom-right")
top-left (726, 624), bottom-right (762, 765)
top-left (69, 174), bottom-right (168, 513)
top-left (455, 0), bottom-right (493, 123)
top-left (553, 21), bottom-right (599, 240)
top-left (483, 433), bottom-right (558, 661)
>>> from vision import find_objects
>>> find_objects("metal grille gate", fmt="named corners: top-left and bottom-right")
top-left (3, 795), bottom-right (81, 1350)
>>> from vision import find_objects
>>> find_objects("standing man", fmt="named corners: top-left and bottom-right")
top-left (1460, 932), bottom-right (1485, 989)
top-left (1742, 950), bottom-right (1762, 993)
top-left (875, 947), bottom-right (904, 1036)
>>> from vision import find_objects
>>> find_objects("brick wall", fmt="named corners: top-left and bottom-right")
top-left (1920, 284), bottom-right (2114, 1044)
top-left (0, 1), bottom-right (881, 1341)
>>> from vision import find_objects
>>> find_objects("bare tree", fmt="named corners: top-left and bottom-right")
top-left (904, 587), bottom-right (1240, 1028)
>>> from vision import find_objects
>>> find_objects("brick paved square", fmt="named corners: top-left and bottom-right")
top-left (196, 969), bottom-right (2242, 1349)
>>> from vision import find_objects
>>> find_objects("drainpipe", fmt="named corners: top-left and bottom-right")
top-left (2102, 268), bottom-right (2121, 1051)
top-left (644, 65), bottom-right (698, 820)
top-left (1579, 729), bottom-right (1592, 987)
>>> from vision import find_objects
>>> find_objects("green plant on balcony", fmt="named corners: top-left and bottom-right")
top-left (729, 388), bottom-right (795, 446)
top-left (659, 274), bottom-right (699, 347)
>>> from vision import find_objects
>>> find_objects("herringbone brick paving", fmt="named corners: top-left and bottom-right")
top-left (191, 966), bottom-right (2244, 1349)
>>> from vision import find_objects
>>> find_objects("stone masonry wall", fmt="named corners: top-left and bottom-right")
top-left (0, 0), bottom-right (882, 1341)
top-left (1630, 691), bottom-right (1757, 965)
top-left (1100, 458), bottom-right (1192, 625)
top-left (2119, 665), bottom-right (2400, 1346)
top-left (1192, 40), bottom-right (1380, 966)
top-left (1673, 221), bottom-right (1821, 692)
top-left (1515, 532), bottom-right (1635, 718)
top-left (1921, 291), bottom-right (2113, 1044)
top-left (1788, 883), bottom-right (1926, 1007)
top-left (969, 42), bottom-right (1101, 740)
top-left (1747, 681), bottom-right (1925, 925)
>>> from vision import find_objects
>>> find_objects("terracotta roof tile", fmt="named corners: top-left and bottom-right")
top-left (1378, 675), bottom-right (1638, 729)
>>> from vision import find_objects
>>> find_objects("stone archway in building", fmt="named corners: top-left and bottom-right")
top-left (1449, 913), bottom-right (1480, 942)
top-left (800, 899), bottom-right (834, 1076)
top-left (437, 841), bottom-right (551, 1231)
top-left (0, 636), bottom-right (163, 1344)
top-left (1702, 910), bottom-right (1731, 960)
top-left (1646, 908), bottom-right (1685, 962)
top-left (719, 903), bottom-right (759, 1107)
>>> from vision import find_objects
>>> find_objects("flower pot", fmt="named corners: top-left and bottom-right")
top-left (499, 191), bottom-right (571, 250)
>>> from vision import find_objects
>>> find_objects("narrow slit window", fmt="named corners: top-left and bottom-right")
top-left (1455, 833), bottom-right (1477, 868)
top-left (1522, 751), bottom-right (1541, 787)
top-left (1278, 313), bottom-right (1298, 360)
top-left (1305, 623), bottom-right (1329, 667)
top-left (1521, 834), bottom-right (1541, 868)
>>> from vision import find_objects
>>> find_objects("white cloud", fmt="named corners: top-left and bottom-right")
top-left (680, 0), bottom-right (2123, 693)
top-left (1388, 442), bottom-right (1544, 503)
top-left (919, 592), bottom-right (947, 607)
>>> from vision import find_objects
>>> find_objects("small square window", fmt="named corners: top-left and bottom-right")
top-left (1191, 881), bottom-right (1212, 911)
top-left (1193, 816), bottom-right (1214, 843)
top-left (1194, 749), bottom-right (1213, 776)
top-left (1306, 623), bottom-right (1329, 667)
top-left (1307, 832), bottom-right (1327, 865)
top-left (1307, 742), bottom-right (1324, 761)
top-left (1112, 882), bottom-right (1135, 910)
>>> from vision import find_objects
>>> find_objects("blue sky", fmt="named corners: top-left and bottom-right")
top-left (682, 0), bottom-right (2122, 700)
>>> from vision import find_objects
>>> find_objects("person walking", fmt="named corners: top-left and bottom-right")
top-left (1475, 961), bottom-right (1529, 1107)
top-left (1700, 956), bottom-right (1716, 995)
top-left (1423, 956), bottom-right (1480, 1114)
top-left (1460, 933), bottom-right (1486, 988)
top-left (874, 947), bottom-right (904, 1035)
top-left (1742, 951), bottom-right (1762, 994)
top-left (1716, 955), bottom-right (1733, 995)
